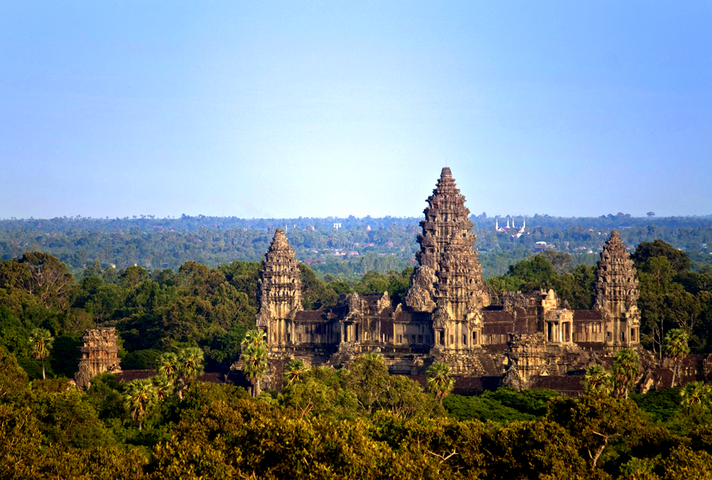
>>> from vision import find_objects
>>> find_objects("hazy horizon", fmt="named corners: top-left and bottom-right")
top-left (2, 212), bottom-right (711, 223)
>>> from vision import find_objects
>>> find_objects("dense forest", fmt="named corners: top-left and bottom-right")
top-left (2, 217), bottom-right (712, 477)
top-left (2, 214), bottom-right (712, 279)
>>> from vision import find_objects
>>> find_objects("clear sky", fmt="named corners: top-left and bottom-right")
top-left (1, 2), bottom-right (711, 219)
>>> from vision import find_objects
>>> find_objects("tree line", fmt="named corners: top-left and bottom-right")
top-left (2, 215), bottom-right (712, 280)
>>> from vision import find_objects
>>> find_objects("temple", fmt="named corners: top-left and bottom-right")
top-left (257, 168), bottom-right (642, 387)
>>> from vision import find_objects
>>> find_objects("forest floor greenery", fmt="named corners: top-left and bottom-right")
top-left (2, 350), bottom-right (712, 479)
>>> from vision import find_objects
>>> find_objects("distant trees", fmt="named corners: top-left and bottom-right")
top-left (3, 214), bottom-right (712, 284)
top-left (487, 253), bottom-right (596, 309)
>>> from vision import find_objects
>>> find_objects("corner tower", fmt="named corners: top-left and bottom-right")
top-left (256, 228), bottom-right (303, 351)
top-left (594, 230), bottom-right (641, 347)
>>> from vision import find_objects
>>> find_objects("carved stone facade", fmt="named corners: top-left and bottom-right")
top-left (74, 327), bottom-right (121, 390)
top-left (256, 168), bottom-right (642, 385)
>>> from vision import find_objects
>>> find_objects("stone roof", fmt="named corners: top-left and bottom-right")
top-left (483, 309), bottom-right (515, 323)
top-left (294, 310), bottom-right (330, 323)
top-left (484, 322), bottom-right (515, 335)
top-left (573, 310), bottom-right (604, 321)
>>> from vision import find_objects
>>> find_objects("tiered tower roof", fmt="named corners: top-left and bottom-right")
top-left (416, 167), bottom-right (474, 270)
top-left (258, 228), bottom-right (303, 319)
top-left (436, 233), bottom-right (489, 319)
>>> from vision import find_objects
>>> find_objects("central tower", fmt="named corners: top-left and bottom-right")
top-left (406, 167), bottom-right (489, 353)
top-left (416, 167), bottom-right (474, 271)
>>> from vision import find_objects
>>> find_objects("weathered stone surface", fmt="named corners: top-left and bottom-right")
top-left (404, 265), bottom-right (437, 312)
top-left (74, 327), bottom-right (121, 390)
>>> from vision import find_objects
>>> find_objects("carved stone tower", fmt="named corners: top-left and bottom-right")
top-left (74, 327), bottom-right (121, 390)
top-left (594, 230), bottom-right (641, 347)
top-left (256, 228), bottom-right (303, 351)
top-left (406, 167), bottom-right (489, 353)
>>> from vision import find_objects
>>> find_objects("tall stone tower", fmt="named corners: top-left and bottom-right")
top-left (594, 230), bottom-right (641, 348)
top-left (406, 167), bottom-right (489, 353)
top-left (256, 228), bottom-right (303, 351)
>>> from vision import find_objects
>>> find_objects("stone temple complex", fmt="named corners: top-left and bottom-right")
top-left (257, 168), bottom-right (643, 389)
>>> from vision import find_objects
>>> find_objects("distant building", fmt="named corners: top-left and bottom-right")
top-left (495, 216), bottom-right (526, 238)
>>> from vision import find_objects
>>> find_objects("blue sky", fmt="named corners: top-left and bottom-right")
top-left (1, 2), bottom-right (711, 219)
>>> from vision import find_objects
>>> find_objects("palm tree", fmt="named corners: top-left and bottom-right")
top-left (242, 329), bottom-right (267, 350)
top-left (29, 328), bottom-right (53, 380)
top-left (157, 352), bottom-right (179, 380)
top-left (583, 365), bottom-right (613, 396)
top-left (175, 347), bottom-right (204, 399)
top-left (124, 379), bottom-right (158, 431)
top-left (151, 374), bottom-right (174, 402)
top-left (156, 349), bottom-right (204, 400)
top-left (680, 381), bottom-right (711, 415)
top-left (241, 329), bottom-right (268, 397)
top-left (611, 349), bottom-right (641, 399)
top-left (664, 329), bottom-right (690, 387)
top-left (284, 359), bottom-right (309, 386)
top-left (426, 362), bottom-right (454, 404)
